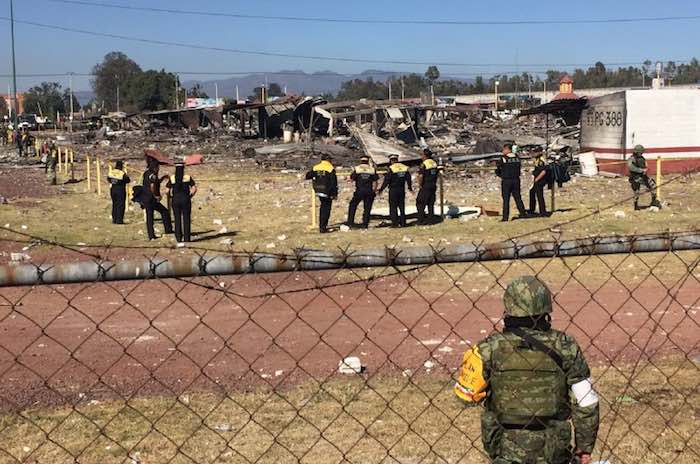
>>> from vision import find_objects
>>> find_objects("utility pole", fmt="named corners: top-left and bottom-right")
top-left (401, 76), bottom-right (405, 100)
top-left (174, 75), bottom-right (179, 109)
top-left (115, 75), bottom-right (120, 113)
top-left (388, 80), bottom-right (392, 100)
top-left (215, 82), bottom-right (219, 103)
top-left (10, 0), bottom-right (19, 128)
top-left (494, 80), bottom-right (500, 113)
top-left (235, 85), bottom-right (239, 102)
top-left (68, 72), bottom-right (74, 132)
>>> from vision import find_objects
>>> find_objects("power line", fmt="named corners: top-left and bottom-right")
top-left (44, 0), bottom-right (700, 26)
top-left (0, 16), bottom-right (679, 69)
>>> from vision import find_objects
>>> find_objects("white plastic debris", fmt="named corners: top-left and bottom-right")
top-left (423, 360), bottom-right (435, 370)
top-left (277, 234), bottom-right (287, 241)
top-left (10, 252), bottom-right (30, 262)
top-left (614, 210), bottom-right (626, 219)
top-left (338, 357), bottom-right (363, 374)
top-left (339, 225), bottom-right (350, 232)
top-left (213, 218), bottom-right (223, 225)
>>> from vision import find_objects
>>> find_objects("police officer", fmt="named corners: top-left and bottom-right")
top-left (45, 141), bottom-right (58, 185)
top-left (108, 161), bottom-right (130, 224)
top-left (142, 158), bottom-right (173, 240)
top-left (347, 155), bottom-right (379, 229)
top-left (378, 154), bottom-right (412, 228)
top-left (496, 142), bottom-right (528, 222)
top-left (528, 153), bottom-right (550, 217)
top-left (416, 149), bottom-right (440, 225)
top-left (305, 154), bottom-right (338, 233)
top-left (166, 163), bottom-right (197, 243)
top-left (455, 276), bottom-right (600, 464)
top-left (628, 145), bottom-right (662, 210)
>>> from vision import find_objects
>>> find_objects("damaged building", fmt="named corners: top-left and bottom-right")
top-left (580, 87), bottom-right (700, 174)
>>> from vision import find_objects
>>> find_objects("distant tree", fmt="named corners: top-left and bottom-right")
top-left (91, 51), bottom-right (142, 111)
top-left (123, 69), bottom-right (177, 112)
top-left (62, 89), bottom-right (81, 113)
top-left (189, 83), bottom-right (209, 99)
top-left (424, 66), bottom-right (440, 85)
top-left (336, 78), bottom-right (388, 100)
top-left (268, 83), bottom-right (284, 97)
top-left (0, 97), bottom-right (7, 119)
top-left (473, 76), bottom-right (486, 94)
top-left (24, 82), bottom-right (65, 118)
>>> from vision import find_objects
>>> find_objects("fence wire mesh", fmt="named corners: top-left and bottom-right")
top-left (0, 233), bottom-right (699, 464)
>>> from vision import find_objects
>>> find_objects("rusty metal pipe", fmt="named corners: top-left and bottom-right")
top-left (1, 232), bottom-right (698, 287)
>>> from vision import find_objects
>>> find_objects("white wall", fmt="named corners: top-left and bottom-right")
top-left (580, 92), bottom-right (626, 159)
top-left (625, 89), bottom-right (700, 157)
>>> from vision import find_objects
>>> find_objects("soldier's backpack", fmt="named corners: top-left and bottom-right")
top-left (489, 330), bottom-right (569, 426)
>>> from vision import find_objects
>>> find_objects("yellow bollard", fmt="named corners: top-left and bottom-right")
top-left (96, 157), bottom-right (102, 197)
top-left (656, 157), bottom-right (662, 200)
top-left (69, 149), bottom-right (74, 165)
top-left (310, 186), bottom-right (317, 229)
top-left (57, 147), bottom-right (63, 174)
top-left (86, 156), bottom-right (91, 192)
top-left (125, 162), bottom-right (132, 204)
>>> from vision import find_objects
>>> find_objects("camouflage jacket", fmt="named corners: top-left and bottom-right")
top-left (456, 328), bottom-right (600, 457)
top-left (627, 154), bottom-right (648, 178)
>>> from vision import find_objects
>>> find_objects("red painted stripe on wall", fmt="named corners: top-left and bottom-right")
top-left (581, 146), bottom-right (700, 155)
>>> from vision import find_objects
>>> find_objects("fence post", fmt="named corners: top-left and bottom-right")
top-left (96, 157), bottom-right (102, 197)
top-left (86, 156), bottom-right (91, 192)
top-left (310, 187), bottom-right (317, 229)
top-left (656, 157), bottom-right (662, 200)
top-left (125, 162), bottom-right (132, 205)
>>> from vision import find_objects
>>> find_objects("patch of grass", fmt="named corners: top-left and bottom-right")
top-left (1, 166), bottom-right (699, 255)
top-left (1, 359), bottom-right (697, 464)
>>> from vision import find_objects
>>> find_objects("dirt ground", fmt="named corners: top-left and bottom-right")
top-left (1, 152), bottom-right (699, 265)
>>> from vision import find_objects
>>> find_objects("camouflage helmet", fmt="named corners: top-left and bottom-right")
top-left (503, 276), bottom-right (553, 317)
top-left (633, 144), bottom-right (645, 155)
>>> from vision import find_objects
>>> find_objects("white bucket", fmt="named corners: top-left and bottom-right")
top-left (283, 129), bottom-right (293, 143)
top-left (579, 151), bottom-right (598, 176)
top-left (293, 131), bottom-right (301, 143)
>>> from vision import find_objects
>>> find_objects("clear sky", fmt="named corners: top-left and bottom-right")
top-left (2, 0), bottom-right (700, 92)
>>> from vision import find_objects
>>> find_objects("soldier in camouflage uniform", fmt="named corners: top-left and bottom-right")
top-left (627, 145), bottom-right (662, 210)
top-left (455, 276), bottom-right (600, 464)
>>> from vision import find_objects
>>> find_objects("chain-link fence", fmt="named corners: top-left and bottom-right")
top-left (0, 231), bottom-right (698, 464)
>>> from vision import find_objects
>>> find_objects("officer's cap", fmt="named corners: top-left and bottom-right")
top-left (321, 154), bottom-right (332, 161)
top-left (633, 145), bottom-right (645, 155)
top-left (389, 154), bottom-right (399, 161)
top-left (360, 155), bottom-right (370, 162)
top-left (422, 148), bottom-right (433, 157)
top-left (503, 276), bottom-right (553, 317)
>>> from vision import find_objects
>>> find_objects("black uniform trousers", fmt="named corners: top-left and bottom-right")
top-left (318, 197), bottom-right (333, 232)
top-left (528, 179), bottom-right (548, 215)
top-left (145, 200), bottom-right (173, 240)
top-left (501, 179), bottom-right (527, 221)
top-left (110, 186), bottom-right (126, 224)
top-left (172, 195), bottom-right (192, 242)
top-left (416, 186), bottom-right (437, 224)
top-left (389, 189), bottom-right (407, 227)
top-left (347, 191), bottom-right (375, 228)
